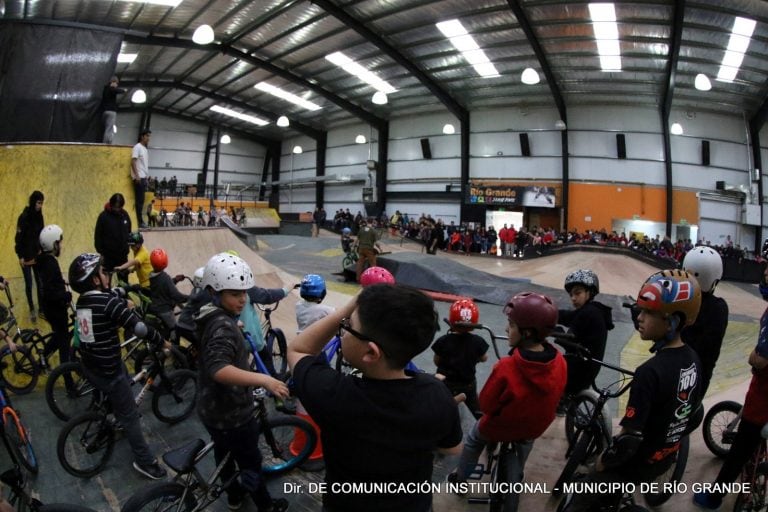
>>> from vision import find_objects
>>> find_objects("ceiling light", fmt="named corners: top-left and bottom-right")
top-left (325, 51), bottom-right (397, 94)
top-left (355, 135), bottom-right (367, 144)
top-left (670, 122), bottom-right (683, 135)
top-left (372, 91), bottom-right (388, 105)
top-left (118, 0), bottom-right (183, 7)
top-left (255, 82), bottom-right (321, 111)
top-left (117, 53), bottom-right (138, 64)
top-left (293, 145), bottom-right (303, 154)
top-left (436, 19), bottom-right (499, 78)
top-left (694, 73), bottom-right (712, 91)
top-left (521, 68), bottom-right (540, 85)
top-left (220, 134), bottom-right (231, 144)
top-left (588, 3), bottom-right (622, 72)
top-left (276, 115), bottom-right (290, 127)
top-left (131, 89), bottom-right (146, 103)
top-left (192, 24), bottom-right (214, 45)
top-left (555, 120), bottom-right (567, 130)
top-left (717, 16), bottom-right (756, 82)
top-left (443, 124), bottom-right (455, 135)
top-left (209, 105), bottom-right (269, 126)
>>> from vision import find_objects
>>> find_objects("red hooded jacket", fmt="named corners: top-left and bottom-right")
top-left (478, 343), bottom-right (567, 441)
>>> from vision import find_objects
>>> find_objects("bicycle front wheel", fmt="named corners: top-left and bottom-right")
top-left (643, 435), bottom-right (689, 506)
top-left (564, 394), bottom-right (599, 448)
top-left (45, 361), bottom-right (97, 421)
top-left (261, 415), bottom-right (317, 475)
top-left (0, 344), bottom-right (38, 394)
top-left (120, 482), bottom-right (197, 512)
top-left (57, 411), bottom-right (115, 478)
top-left (266, 329), bottom-right (288, 378)
top-left (151, 369), bottom-right (198, 424)
top-left (703, 400), bottom-right (742, 458)
top-left (2, 407), bottom-right (38, 474)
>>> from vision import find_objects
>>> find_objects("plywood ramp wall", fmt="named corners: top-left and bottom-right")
top-left (567, 183), bottom-right (698, 232)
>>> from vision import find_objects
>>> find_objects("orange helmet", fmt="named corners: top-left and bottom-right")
top-left (449, 299), bottom-right (479, 331)
top-left (150, 248), bottom-right (168, 272)
top-left (636, 269), bottom-right (701, 326)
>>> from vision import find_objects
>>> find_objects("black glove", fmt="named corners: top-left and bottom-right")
top-left (173, 274), bottom-right (185, 284)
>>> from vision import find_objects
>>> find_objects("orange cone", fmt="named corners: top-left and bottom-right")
top-left (290, 399), bottom-right (324, 470)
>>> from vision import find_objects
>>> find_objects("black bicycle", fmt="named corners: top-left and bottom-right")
top-left (255, 301), bottom-right (288, 378)
top-left (554, 339), bottom-right (689, 509)
top-left (56, 339), bottom-right (197, 478)
top-left (120, 374), bottom-right (317, 512)
top-left (703, 399), bottom-right (742, 458)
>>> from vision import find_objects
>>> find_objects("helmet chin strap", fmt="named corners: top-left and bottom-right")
top-left (649, 316), bottom-right (679, 353)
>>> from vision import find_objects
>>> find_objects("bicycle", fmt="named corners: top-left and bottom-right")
top-left (120, 357), bottom-right (318, 512)
top-left (56, 338), bottom-right (198, 478)
top-left (0, 285), bottom-right (73, 395)
top-left (1, 383), bottom-right (96, 512)
top-left (554, 339), bottom-right (689, 509)
top-left (255, 302), bottom-right (288, 378)
top-left (703, 399), bottom-right (742, 458)
top-left (733, 418), bottom-right (767, 512)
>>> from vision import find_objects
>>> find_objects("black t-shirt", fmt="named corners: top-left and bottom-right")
top-left (620, 344), bottom-right (702, 464)
top-left (293, 355), bottom-right (463, 512)
top-left (681, 292), bottom-right (728, 392)
top-left (431, 332), bottom-right (489, 383)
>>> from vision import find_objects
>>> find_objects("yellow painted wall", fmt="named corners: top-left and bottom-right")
top-left (567, 183), bottom-right (698, 231)
top-left (0, 143), bottom-right (135, 321)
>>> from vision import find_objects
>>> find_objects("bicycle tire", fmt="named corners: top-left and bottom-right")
top-left (38, 505), bottom-right (101, 512)
top-left (133, 345), bottom-right (189, 375)
top-left (45, 361), bottom-right (97, 421)
top-left (734, 472), bottom-right (767, 512)
top-left (0, 344), bottom-right (38, 394)
top-left (489, 447), bottom-right (504, 512)
top-left (564, 393), bottom-right (599, 448)
top-left (553, 431), bottom-right (592, 497)
top-left (57, 411), bottom-right (115, 478)
top-left (643, 435), bottom-right (689, 506)
top-left (151, 369), bottom-right (198, 424)
top-left (261, 415), bottom-right (317, 475)
top-left (2, 407), bottom-right (38, 474)
top-left (120, 481), bottom-right (197, 512)
top-left (266, 328), bottom-right (288, 378)
top-left (703, 400), bottom-right (742, 458)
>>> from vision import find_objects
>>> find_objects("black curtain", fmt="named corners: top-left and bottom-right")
top-left (0, 22), bottom-right (122, 142)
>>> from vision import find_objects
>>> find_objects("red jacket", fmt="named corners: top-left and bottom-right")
top-left (478, 343), bottom-right (567, 441)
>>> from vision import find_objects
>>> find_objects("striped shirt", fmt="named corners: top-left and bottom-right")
top-left (76, 289), bottom-right (159, 378)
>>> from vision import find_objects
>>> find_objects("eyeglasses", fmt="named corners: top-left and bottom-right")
top-left (338, 317), bottom-right (376, 343)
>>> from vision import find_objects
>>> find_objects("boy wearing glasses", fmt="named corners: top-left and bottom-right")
top-left (287, 284), bottom-right (463, 512)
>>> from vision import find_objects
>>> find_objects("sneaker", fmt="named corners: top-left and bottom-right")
top-left (132, 461), bottom-right (167, 480)
top-left (258, 498), bottom-right (289, 512)
top-left (227, 493), bottom-right (244, 511)
top-left (445, 472), bottom-right (467, 496)
top-left (693, 492), bottom-right (722, 510)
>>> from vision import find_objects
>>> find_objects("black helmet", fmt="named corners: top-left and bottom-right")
top-left (127, 231), bottom-right (144, 246)
top-left (68, 253), bottom-right (102, 294)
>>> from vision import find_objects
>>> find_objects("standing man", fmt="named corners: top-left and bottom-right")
top-left (94, 193), bottom-right (132, 273)
top-left (100, 76), bottom-right (125, 144)
top-left (131, 129), bottom-right (151, 228)
top-left (355, 219), bottom-right (382, 282)
top-left (15, 191), bottom-right (45, 322)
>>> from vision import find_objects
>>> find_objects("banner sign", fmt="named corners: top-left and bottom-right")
top-left (467, 185), bottom-right (556, 208)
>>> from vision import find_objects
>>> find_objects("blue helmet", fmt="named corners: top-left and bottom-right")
top-left (300, 274), bottom-right (327, 301)
top-left (342, 227), bottom-right (351, 235)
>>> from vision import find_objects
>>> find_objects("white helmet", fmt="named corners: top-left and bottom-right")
top-left (192, 267), bottom-right (205, 289)
top-left (683, 246), bottom-right (723, 293)
top-left (39, 224), bottom-right (63, 253)
top-left (201, 252), bottom-right (254, 292)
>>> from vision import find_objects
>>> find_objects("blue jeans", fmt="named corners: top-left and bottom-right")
top-left (82, 364), bottom-right (155, 466)
top-left (456, 422), bottom-right (533, 512)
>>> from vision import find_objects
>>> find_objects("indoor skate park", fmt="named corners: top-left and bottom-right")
top-left (2, 0), bottom-right (768, 511)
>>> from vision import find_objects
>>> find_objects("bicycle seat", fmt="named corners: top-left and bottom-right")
top-left (163, 438), bottom-right (206, 474)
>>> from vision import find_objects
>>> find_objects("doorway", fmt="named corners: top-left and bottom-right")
top-left (486, 211), bottom-right (523, 255)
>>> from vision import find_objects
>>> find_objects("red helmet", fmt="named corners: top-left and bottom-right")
top-left (359, 266), bottom-right (395, 287)
top-left (449, 299), bottom-right (479, 331)
top-left (150, 248), bottom-right (168, 272)
top-left (503, 292), bottom-right (557, 341)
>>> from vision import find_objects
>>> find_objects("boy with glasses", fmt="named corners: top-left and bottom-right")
top-left (287, 284), bottom-right (463, 512)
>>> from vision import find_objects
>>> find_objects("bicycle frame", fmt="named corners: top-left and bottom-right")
top-left (172, 441), bottom-right (236, 512)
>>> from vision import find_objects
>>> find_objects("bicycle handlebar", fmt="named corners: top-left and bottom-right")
top-left (554, 338), bottom-right (635, 378)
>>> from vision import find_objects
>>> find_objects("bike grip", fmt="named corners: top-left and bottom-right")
top-left (555, 337), bottom-right (591, 357)
top-left (622, 302), bottom-right (636, 309)
top-left (133, 321), bottom-right (148, 338)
